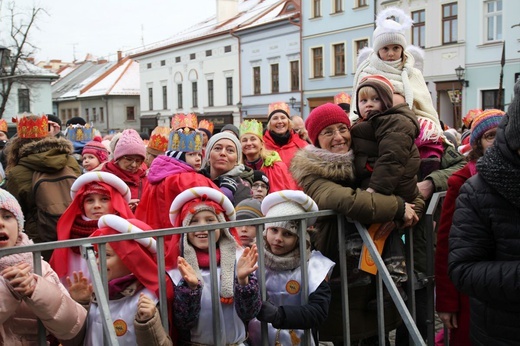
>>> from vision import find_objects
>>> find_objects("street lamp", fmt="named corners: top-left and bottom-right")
top-left (289, 96), bottom-right (296, 109)
top-left (236, 102), bottom-right (246, 121)
top-left (455, 65), bottom-right (469, 87)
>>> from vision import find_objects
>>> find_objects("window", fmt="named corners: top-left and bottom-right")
top-left (356, 0), bottom-right (367, 6)
top-left (160, 60), bottom-right (166, 66)
top-left (175, 56), bottom-right (181, 63)
top-left (312, 0), bottom-right (321, 18)
top-left (482, 89), bottom-right (504, 110)
top-left (333, 0), bottom-right (342, 13)
top-left (85, 108), bottom-right (89, 122)
top-left (126, 107), bottom-right (135, 121)
top-left (177, 84), bottom-right (183, 108)
top-left (100, 107), bottom-right (104, 122)
top-left (190, 53), bottom-right (196, 60)
top-left (226, 77), bottom-right (233, 106)
top-left (148, 87), bottom-right (153, 111)
top-left (17, 89), bottom-right (30, 112)
top-left (253, 67), bottom-right (261, 95)
top-left (333, 43), bottom-right (345, 75)
top-left (412, 10), bottom-right (426, 48)
top-left (206, 50), bottom-right (212, 57)
top-left (355, 39), bottom-right (368, 54)
top-left (192, 82), bottom-right (198, 108)
top-left (208, 80), bottom-right (214, 107)
top-left (147, 63), bottom-right (152, 69)
top-left (224, 45), bottom-right (231, 53)
top-left (484, 0), bottom-right (502, 42)
top-left (442, 3), bottom-right (458, 44)
top-left (290, 61), bottom-right (299, 91)
top-left (67, 109), bottom-right (72, 120)
top-left (60, 109), bottom-right (66, 123)
top-left (74, 108), bottom-right (79, 117)
top-left (92, 108), bottom-right (97, 122)
top-left (162, 85), bottom-right (168, 110)
top-left (271, 64), bottom-right (279, 93)
top-left (312, 47), bottom-right (323, 78)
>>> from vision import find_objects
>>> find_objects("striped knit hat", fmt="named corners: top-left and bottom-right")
top-left (470, 109), bottom-right (505, 147)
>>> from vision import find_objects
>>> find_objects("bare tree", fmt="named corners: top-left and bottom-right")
top-left (0, 2), bottom-right (47, 119)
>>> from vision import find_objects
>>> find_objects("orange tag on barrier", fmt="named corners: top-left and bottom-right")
top-left (359, 223), bottom-right (392, 275)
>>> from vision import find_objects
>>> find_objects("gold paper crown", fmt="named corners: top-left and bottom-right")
top-left (171, 113), bottom-right (198, 131)
top-left (334, 92), bottom-right (351, 105)
top-left (12, 113), bottom-right (49, 139)
top-left (239, 119), bottom-right (263, 139)
top-left (462, 109), bottom-right (483, 128)
top-left (268, 102), bottom-right (290, 117)
top-left (167, 130), bottom-right (203, 153)
top-left (66, 124), bottom-right (93, 142)
top-left (0, 119), bottom-right (7, 133)
top-left (198, 119), bottom-right (214, 134)
top-left (147, 126), bottom-right (170, 152)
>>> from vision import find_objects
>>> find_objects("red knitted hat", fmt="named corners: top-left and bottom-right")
top-left (305, 103), bottom-right (351, 146)
top-left (82, 136), bottom-right (109, 163)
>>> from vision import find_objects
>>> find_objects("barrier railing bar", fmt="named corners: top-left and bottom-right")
top-left (31, 251), bottom-right (46, 346)
top-left (336, 214), bottom-right (351, 345)
top-left (207, 230), bottom-right (222, 346)
top-left (404, 226), bottom-right (417, 325)
top-left (256, 223), bottom-right (269, 346)
top-left (298, 218), bottom-right (311, 345)
top-left (156, 236), bottom-right (169, 333)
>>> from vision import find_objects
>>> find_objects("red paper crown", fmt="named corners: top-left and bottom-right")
top-left (268, 102), bottom-right (290, 117)
top-left (198, 119), bottom-right (214, 134)
top-left (0, 119), bottom-right (7, 133)
top-left (148, 126), bottom-right (170, 152)
top-left (462, 109), bottom-right (483, 128)
top-left (334, 92), bottom-right (351, 105)
top-left (12, 113), bottom-right (49, 138)
top-left (171, 113), bottom-right (198, 131)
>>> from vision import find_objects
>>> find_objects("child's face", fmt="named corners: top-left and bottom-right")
top-left (83, 193), bottom-right (113, 220)
top-left (99, 244), bottom-right (131, 281)
top-left (238, 225), bottom-right (257, 247)
top-left (240, 134), bottom-right (262, 160)
top-left (266, 227), bottom-right (298, 256)
top-left (378, 44), bottom-right (403, 62)
top-left (0, 209), bottom-right (19, 248)
top-left (185, 152), bottom-right (202, 171)
top-left (82, 154), bottom-right (101, 172)
top-left (251, 181), bottom-right (269, 201)
top-left (187, 210), bottom-right (221, 251)
top-left (358, 87), bottom-right (382, 119)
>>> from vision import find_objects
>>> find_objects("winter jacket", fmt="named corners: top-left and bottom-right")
top-left (0, 254), bottom-right (86, 345)
top-left (449, 119), bottom-right (520, 345)
top-left (434, 162), bottom-right (474, 346)
top-left (6, 137), bottom-right (82, 242)
top-left (351, 103), bottom-right (420, 203)
top-left (244, 151), bottom-right (298, 191)
top-left (199, 164), bottom-right (252, 206)
top-left (134, 309), bottom-right (173, 346)
top-left (101, 160), bottom-right (148, 200)
top-left (264, 130), bottom-right (308, 167)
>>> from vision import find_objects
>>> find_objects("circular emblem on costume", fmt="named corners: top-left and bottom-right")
top-left (286, 280), bottom-right (300, 295)
top-left (113, 319), bottom-right (127, 336)
top-left (363, 248), bottom-right (375, 267)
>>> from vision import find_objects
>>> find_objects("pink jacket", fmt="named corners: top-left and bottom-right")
top-left (0, 258), bottom-right (87, 345)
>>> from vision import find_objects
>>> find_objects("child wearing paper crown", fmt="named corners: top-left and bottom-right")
top-left (0, 189), bottom-right (87, 345)
top-left (135, 123), bottom-right (218, 269)
top-left (68, 215), bottom-right (175, 345)
top-left (49, 171), bottom-right (135, 285)
top-left (81, 136), bottom-right (109, 172)
top-left (352, 7), bottom-right (447, 180)
top-left (245, 190), bottom-right (334, 346)
top-left (168, 187), bottom-right (261, 345)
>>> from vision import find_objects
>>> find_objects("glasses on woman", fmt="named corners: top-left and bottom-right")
top-left (121, 156), bottom-right (144, 165)
top-left (319, 125), bottom-right (349, 138)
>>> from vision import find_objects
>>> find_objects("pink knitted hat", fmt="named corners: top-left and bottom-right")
top-left (82, 136), bottom-right (109, 163)
top-left (0, 189), bottom-right (24, 233)
top-left (113, 129), bottom-right (146, 161)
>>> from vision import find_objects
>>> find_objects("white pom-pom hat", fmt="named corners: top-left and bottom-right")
top-left (373, 7), bottom-right (413, 53)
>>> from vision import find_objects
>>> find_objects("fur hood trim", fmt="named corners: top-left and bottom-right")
top-left (290, 145), bottom-right (355, 184)
top-left (19, 136), bottom-right (74, 158)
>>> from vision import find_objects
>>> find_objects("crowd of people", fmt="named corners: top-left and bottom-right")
top-left (0, 6), bottom-right (519, 346)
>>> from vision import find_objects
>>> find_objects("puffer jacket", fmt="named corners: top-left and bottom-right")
top-left (449, 118), bottom-right (520, 345)
top-left (0, 242), bottom-right (86, 345)
top-left (6, 137), bottom-right (82, 242)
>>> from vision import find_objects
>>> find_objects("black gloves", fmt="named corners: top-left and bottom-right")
top-left (257, 301), bottom-right (283, 326)
top-left (218, 176), bottom-right (238, 194)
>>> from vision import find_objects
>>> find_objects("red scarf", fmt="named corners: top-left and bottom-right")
top-left (195, 247), bottom-right (221, 268)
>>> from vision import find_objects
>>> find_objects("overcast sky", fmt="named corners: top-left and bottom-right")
top-left (0, 0), bottom-right (216, 63)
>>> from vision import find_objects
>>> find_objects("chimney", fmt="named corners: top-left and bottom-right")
top-left (117, 50), bottom-right (122, 62)
top-left (217, 0), bottom-right (239, 24)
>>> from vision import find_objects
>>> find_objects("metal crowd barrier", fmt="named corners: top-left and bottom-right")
top-left (0, 203), bottom-right (446, 346)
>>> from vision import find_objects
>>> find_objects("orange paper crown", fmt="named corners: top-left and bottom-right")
top-left (268, 102), bottom-right (290, 117)
top-left (239, 119), bottom-right (263, 139)
top-left (462, 109), bottom-right (483, 128)
top-left (0, 119), bottom-right (7, 133)
top-left (12, 113), bottom-right (49, 139)
top-left (147, 126), bottom-right (171, 153)
top-left (198, 119), bottom-right (214, 134)
top-left (171, 113), bottom-right (198, 131)
top-left (334, 92), bottom-right (351, 105)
